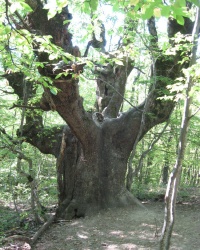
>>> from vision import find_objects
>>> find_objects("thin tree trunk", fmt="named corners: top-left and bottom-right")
top-left (56, 126), bottom-right (67, 204)
top-left (162, 126), bottom-right (173, 184)
top-left (16, 153), bottom-right (42, 224)
top-left (159, 5), bottom-right (200, 249)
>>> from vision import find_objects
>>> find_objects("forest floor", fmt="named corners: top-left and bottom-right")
top-left (0, 187), bottom-right (200, 250)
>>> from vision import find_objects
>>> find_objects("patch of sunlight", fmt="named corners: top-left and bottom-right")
top-left (104, 243), bottom-right (138, 250)
top-left (104, 244), bottom-right (119, 249)
top-left (71, 221), bottom-right (80, 226)
top-left (170, 247), bottom-right (183, 250)
top-left (109, 230), bottom-right (127, 239)
top-left (65, 236), bottom-right (75, 241)
top-left (141, 223), bottom-right (156, 229)
top-left (77, 230), bottom-right (89, 239)
top-left (121, 243), bottom-right (138, 249)
top-left (172, 232), bottom-right (183, 237)
top-left (128, 231), bottom-right (136, 236)
top-left (137, 230), bottom-right (154, 239)
top-left (110, 230), bottom-right (124, 235)
top-left (77, 233), bottom-right (89, 239)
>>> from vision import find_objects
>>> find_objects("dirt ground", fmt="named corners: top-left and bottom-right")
top-left (1, 189), bottom-right (199, 250)
top-left (32, 198), bottom-right (200, 250)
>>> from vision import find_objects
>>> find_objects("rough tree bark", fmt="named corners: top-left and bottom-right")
top-left (2, 0), bottom-right (194, 219)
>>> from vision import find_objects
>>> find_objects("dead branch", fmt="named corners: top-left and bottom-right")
top-left (9, 104), bottom-right (41, 110)
top-left (31, 198), bottom-right (71, 245)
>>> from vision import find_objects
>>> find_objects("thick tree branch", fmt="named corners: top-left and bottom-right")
top-left (138, 15), bottom-right (194, 135)
top-left (39, 76), bottom-right (98, 150)
top-left (20, 124), bottom-right (71, 156)
top-left (95, 77), bottom-right (139, 110)
top-left (103, 57), bottom-right (133, 118)
top-left (20, 4), bottom-right (98, 149)
top-left (94, 55), bottom-right (134, 118)
top-left (109, 14), bottom-right (194, 152)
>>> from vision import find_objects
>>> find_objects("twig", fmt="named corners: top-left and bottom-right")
top-left (132, 118), bottom-right (170, 178)
top-left (5, 0), bottom-right (31, 32)
top-left (188, 106), bottom-right (200, 120)
top-left (31, 198), bottom-right (71, 245)
top-left (0, 88), bottom-right (14, 94)
top-left (9, 104), bottom-right (41, 110)
top-left (0, 126), bottom-right (19, 145)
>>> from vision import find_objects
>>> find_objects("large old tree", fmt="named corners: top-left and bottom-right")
top-left (1, 0), bottom-right (196, 218)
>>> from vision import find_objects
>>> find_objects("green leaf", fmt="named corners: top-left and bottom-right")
top-left (86, 60), bottom-right (94, 68)
top-left (50, 87), bottom-right (58, 95)
top-left (161, 6), bottom-right (171, 17)
top-left (82, 2), bottom-right (91, 14)
top-left (10, 1), bottom-right (32, 14)
top-left (20, 2), bottom-right (33, 12)
top-left (55, 73), bottom-right (64, 79)
top-left (90, 0), bottom-right (98, 11)
top-left (175, 0), bottom-right (186, 7)
top-left (79, 74), bottom-right (86, 82)
top-left (56, 0), bottom-right (68, 10)
top-left (63, 56), bottom-right (71, 64)
top-left (141, 6), bottom-right (153, 19)
top-left (176, 15), bottom-right (184, 25)
top-left (63, 20), bottom-right (71, 25)
top-left (49, 54), bottom-right (58, 61)
top-left (47, 9), bottom-right (58, 20)
top-left (1, 25), bottom-right (11, 35)
top-left (114, 59), bottom-right (124, 66)
top-left (43, 3), bottom-right (57, 19)
top-left (154, 8), bottom-right (161, 18)
top-left (172, 5), bottom-right (189, 17)
top-left (130, 0), bottom-right (139, 4)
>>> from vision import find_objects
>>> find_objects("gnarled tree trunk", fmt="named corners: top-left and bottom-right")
top-left (2, 1), bottom-right (194, 219)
